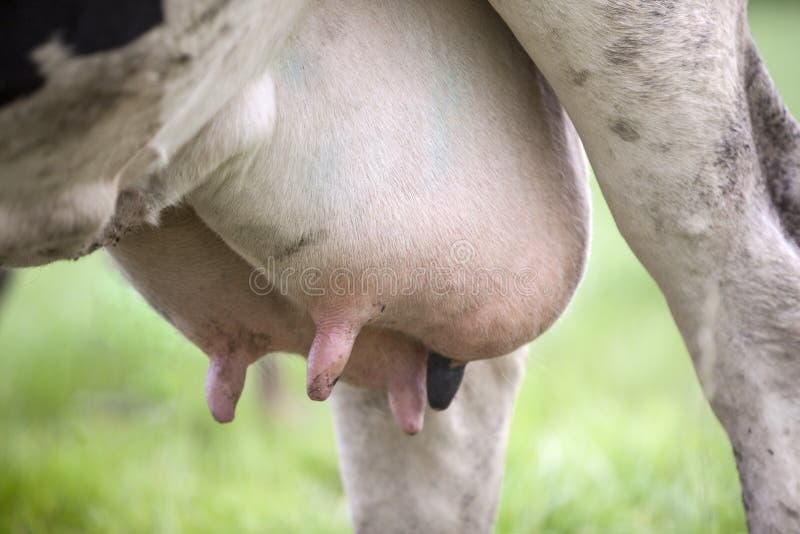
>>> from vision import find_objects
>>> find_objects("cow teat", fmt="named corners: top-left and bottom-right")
top-left (205, 352), bottom-right (254, 423)
top-left (426, 352), bottom-right (467, 411)
top-left (386, 347), bottom-right (428, 435)
top-left (306, 324), bottom-right (360, 401)
top-left (342, 328), bottom-right (429, 435)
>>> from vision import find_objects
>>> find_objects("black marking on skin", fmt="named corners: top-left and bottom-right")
top-left (713, 120), bottom-right (752, 200)
top-left (568, 68), bottom-right (591, 87)
top-left (744, 42), bottom-right (800, 244)
top-left (650, 142), bottom-right (673, 154)
top-left (781, 502), bottom-right (800, 520)
top-left (277, 235), bottom-right (312, 259)
top-left (731, 445), bottom-right (756, 516)
top-left (270, 230), bottom-right (328, 262)
top-left (604, 35), bottom-right (645, 67)
top-left (610, 118), bottom-right (641, 142)
top-left (0, 0), bottom-right (163, 106)
top-left (597, 1), bottom-right (716, 106)
top-left (426, 352), bottom-right (466, 411)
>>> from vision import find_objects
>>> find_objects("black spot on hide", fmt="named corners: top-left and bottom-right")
top-left (712, 121), bottom-right (752, 200)
top-left (744, 43), bottom-right (800, 244)
top-left (604, 35), bottom-right (645, 67)
top-left (0, 0), bottom-right (163, 106)
top-left (270, 230), bottom-right (328, 262)
top-left (610, 118), bottom-right (641, 142)
top-left (569, 68), bottom-right (591, 87)
top-left (781, 503), bottom-right (800, 520)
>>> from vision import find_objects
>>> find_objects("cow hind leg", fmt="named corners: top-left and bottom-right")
top-left (488, 1), bottom-right (800, 532)
top-left (745, 39), bottom-right (800, 246)
top-left (732, 36), bottom-right (800, 528)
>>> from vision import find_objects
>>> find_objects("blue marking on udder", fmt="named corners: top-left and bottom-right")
top-left (422, 74), bottom-right (467, 187)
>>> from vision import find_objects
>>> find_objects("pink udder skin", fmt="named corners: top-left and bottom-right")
top-left (111, 207), bottom-right (468, 434)
top-left (203, 322), bottom-right (429, 434)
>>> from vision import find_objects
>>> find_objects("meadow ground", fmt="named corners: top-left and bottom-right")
top-left (1, 3), bottom-right (798, 532)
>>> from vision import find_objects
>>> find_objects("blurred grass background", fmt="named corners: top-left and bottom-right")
top-left (1, 3), bottom-right (798, 533)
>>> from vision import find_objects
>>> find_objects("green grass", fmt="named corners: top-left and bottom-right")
top-left (0, 4), bottom-right (797, 532)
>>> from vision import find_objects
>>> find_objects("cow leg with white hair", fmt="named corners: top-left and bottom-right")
top-left (487, 1), bottom-right (800, 531)
top-left (331, 352), bottom-right (525, 533)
